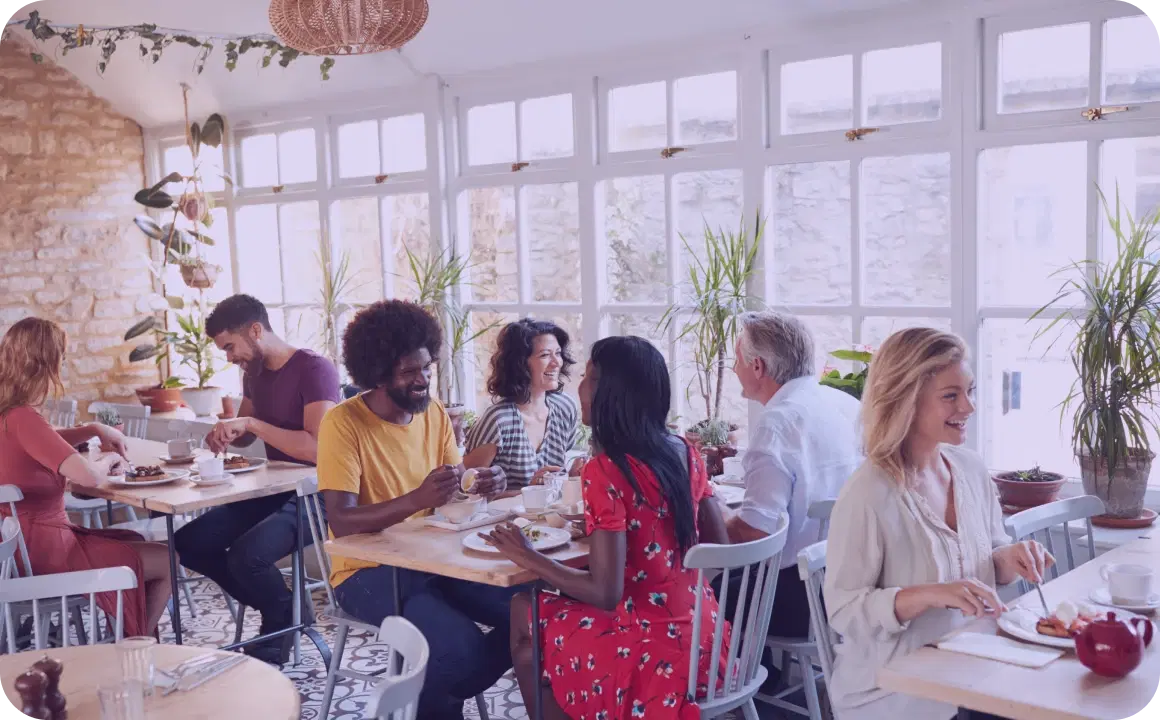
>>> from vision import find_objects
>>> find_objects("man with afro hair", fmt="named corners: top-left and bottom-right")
top-left (317, 300), bottom-right (517, 720)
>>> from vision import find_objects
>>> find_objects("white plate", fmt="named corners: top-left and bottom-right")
top-left (1090, 587), bottom-right (1160, 612)
top-left (512, 502), bottom-right (582, 519)
top-left (713, 484), bottom-right (745, 506)
top-left (189, 474), bottom-right (233, 487)
top-left (996, 607), bottom-right (1076, 649)
top-left (463, 525), bottom-right (571, 554)
top-left (106, 470), bottom-right (190, 487)
top-left (717, 474), bottom-right (745, 487)
top-left (224, 458), bottom-right (267, 474)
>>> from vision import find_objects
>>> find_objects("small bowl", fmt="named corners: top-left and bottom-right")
top-left (439, 497), bottom-right (484, 524)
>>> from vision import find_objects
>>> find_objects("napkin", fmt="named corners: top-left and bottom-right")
top-left (936, 632), bottom-right (1064, 668)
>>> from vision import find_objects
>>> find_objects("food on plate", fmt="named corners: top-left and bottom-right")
top-left (223, 455), bottom-right (250, 470)
top-left (522, 526), bottom-right (544, 542)
top-left (1037, 600), bottom-right (1103, 638)
top-left (126, 465), bottom-right (165, 482)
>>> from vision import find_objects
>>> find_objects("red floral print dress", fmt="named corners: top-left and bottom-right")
top-left (536, 442), bottom-right (727, 720)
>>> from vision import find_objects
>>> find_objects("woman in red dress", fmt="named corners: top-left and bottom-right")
top-left (0, 317), bottom-right (172, 637)
top-left (488, 335), bottom-right (730, 720)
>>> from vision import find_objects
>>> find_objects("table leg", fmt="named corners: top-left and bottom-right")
top-left (292, 496), bottom-right (303, 666)
top-left (166, 515), bottom-right (182, 645)
top-left (530, 582), bottom-right (542, 720)
top-left (392, 566), bottom-right (402, 617)
top-left (105, 500), bottom-right (114, 525)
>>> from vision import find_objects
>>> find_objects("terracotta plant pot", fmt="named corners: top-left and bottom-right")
top-left (1080, 451), bottom-right (1155, 519)
top-left (220, 395), bottom-right (242, 419)
top-left (701, 444), bottom-right (738, 478)
top-left (446, 404), bottom-right (468, 448)
top-left (992, 470), bottom-right (1066, 509)
top-left (135, 386), bottom-right (184, 413)
top-left (180, 263), bottom-right (218, 289)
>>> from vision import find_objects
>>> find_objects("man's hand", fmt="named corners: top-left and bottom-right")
top-left (93, 424), bottom-right (129, 458)
top-left (207, 417), bottom-right (250, 453)
top-left (529, 465), bottom-right (561, 486)
top-left (473, 466), bottom-right (508, 500)
top-left (411, 465), bottom-right (461, 510)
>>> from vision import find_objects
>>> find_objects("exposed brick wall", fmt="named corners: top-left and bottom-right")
top-left (0, 36), bottom-right (158, 411)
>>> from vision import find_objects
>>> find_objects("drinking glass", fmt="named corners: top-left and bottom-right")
top-left (118, 636), bottom-right (157, 696)
top-left (99, 680), bottom-right (145, 720)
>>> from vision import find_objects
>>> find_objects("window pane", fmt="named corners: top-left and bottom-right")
top-left (526, 183), bottom-right (581, 302)
top-left (863, 42), bottom-right (942, 125)
top-left (384, 193), bottom-right (431, 302)
top-left (781, 55), bottom-right (852, 135)
top-left (980, 318), bottom-right (1079, 478)
top-left (162, 145), bottom-right (193, 181)
top-left (609, 81), bottom-right (667, 152)
top-left (279, 202), bottom-right (322, 304)
top-left (471, 311), bottom-right (519, 411)
top-left (383, 114), bottom-right (427, 173)
top-left (675, 170), bottom-right (744, 284)
top-left (1100, 136), bottom-right (1160, 261)
top-left (862, 153), bottom-right (952, 306)
top-left (164, 144), bottom-right (225, 193)
top-left (235, 205), bottom-right (281, 302)
top-left (603, 175), bottom-right (667, 304)
top-left (333, 198), bottom-right (384, 303)
top-left (466, 187), bottom-right (518, 302)
top-left (674, 71), bottom-right (738, 145)
top-left (677, 327), bottom-right (747, 436)
top-left (197, 207), bottom-right (232, 303)
top-left (769, 162), bottom-right (851, 305)
top-left (978, 143), bottom-right (1087, 307)
top-left (467, 102), bottom-right (517, 166)
top-left (285, 308), bottom-right (326, 356)
top-left (278, 128), bottom-right (317, 184)
top-left (861, 316), bottom-right (953, 348)
top-left (800, 315), bottom-right (854, 375)
top-left (604, 313), bottom-right (670, 367)
top-left (998, 23), bottom-right (1090, 114)
top-left (239, 134), bottom-right (278, 188)
top-left (520, 94), bottom-right (574, 161)
top-left (337, 121), bottom-right (379, 179)
top-left (1104, 16), bottom-right (1160, 105)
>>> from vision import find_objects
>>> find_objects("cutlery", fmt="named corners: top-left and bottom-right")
top-left (161, 655), bottom-right (245, 696)
top-left (1034, 582), bottom-right (1050, 616)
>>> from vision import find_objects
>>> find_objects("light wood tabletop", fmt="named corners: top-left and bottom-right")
top-left (878, 532), bottom-right (1160, 720)
top-left (326, 496), bottom-right (591, 588)
top-left (0, 644), bottom-right (299, 720)
top-left (72, 440), bottom-right (315, 515)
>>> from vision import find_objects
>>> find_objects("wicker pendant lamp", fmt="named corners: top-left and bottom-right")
top-left (268, 0), bottom-right (429, 55)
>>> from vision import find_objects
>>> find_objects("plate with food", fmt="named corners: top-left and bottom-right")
top-left (222, 456), bottom-right (266, 474)
top-left (462, 524), bottom-right (571, 554)
top-left (998, 600), bottom-right (1120, 649)
top-left (107, 466), bottom-right (190, 487)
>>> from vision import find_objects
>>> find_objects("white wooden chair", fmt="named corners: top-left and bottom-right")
top-left (88, 402), bottom-right (151, 440)
top-left (369, 616), bottom-right (429, 720)
top-left (42, 398), bottom-right (78, 428)
top-left (1005, 495), bottom-right (1106, 593)
top-left (0, 566), bottom-right (138, 651)
top-left (797, 541), bottom-right (836, 690)
top-left (759, 499), bottom-right (836, 720)
top-left (686, 516), bottom-right (789, 720)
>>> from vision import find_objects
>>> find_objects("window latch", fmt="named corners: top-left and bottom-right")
top-left (374, 174), bottom-right (389, 184)
top-left (1082, 106), bottom-right (1131, 121)
top-left (845, 127), bottom-right (881, 141)
top-left (660, 146), bottom-right (687, 159)
top-left (511, 161), bottom-right (530, 172)
top-left (272, 184), bottom-right (285, 194)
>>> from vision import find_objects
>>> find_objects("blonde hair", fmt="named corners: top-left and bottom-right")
top-left (861, 327), bottom-right (968, 483)
top-left (0, 317), bottom-right (67, 418)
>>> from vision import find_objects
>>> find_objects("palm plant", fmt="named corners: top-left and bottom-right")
top-left (1032, 187), bottom-right (1160, 517)
top-left (660, 211), bottom-right (764, 425)
top-left (314, 243), bottom-right (362, 373)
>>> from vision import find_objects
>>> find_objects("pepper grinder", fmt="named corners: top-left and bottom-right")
top-left (13, 668), bottom-right (51, 719)
top-left (32, 655), bottom-right (66, 720)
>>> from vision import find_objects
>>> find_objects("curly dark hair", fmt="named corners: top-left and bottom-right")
top-left (486, 318), bottom-right (575, 404)
top-left (342, 301), bottom-right (443, 390)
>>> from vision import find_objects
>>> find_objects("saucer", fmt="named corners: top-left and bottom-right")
top-left (160, 454), bottom-right (197, 465)
top-left (189, 474), bottom-right (232, 487)
top-left (1090, 586), bottom-right (1160, 612)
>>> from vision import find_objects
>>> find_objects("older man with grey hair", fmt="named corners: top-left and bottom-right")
top-left (721, 309), bottom-right (861, 638)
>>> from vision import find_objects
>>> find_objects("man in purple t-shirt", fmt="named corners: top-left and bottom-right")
top-left (174, 294), bottom-right (340, 665)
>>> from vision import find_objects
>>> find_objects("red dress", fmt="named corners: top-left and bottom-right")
top-left (536, 443), bottom-right (727, 720)
top-left (0, 406), bottom-right (148, 636)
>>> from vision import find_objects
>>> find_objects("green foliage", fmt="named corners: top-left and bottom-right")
top-left (818, 349), bottom-right (873, 400)
top-left (690, 418), bottom-right (731, 447)
top-left (94, 407), bottom-right (121, 427)
top-left (574, 424), bottom-right (592, 452)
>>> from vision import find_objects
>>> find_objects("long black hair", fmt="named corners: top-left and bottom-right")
top-left (588, 336), bottom-right (698, 557)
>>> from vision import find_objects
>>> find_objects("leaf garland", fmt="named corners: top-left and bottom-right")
top-left (15, 11), bottom-right (337, 80)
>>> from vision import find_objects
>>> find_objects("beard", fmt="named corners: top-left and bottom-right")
top-left (386, 384), bottom-right (431, 414)
top-left (239, 340), bottom-right (265, 377)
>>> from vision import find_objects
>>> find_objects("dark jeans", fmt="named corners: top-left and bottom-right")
top-left (958, 711), bottom-right (1014, 720)
top-left (174, 492), bottom-right (314, 632)
top-left (713, 564), bottom-right (813, 638)
top-left (335, 565), bottom-right (522, 720)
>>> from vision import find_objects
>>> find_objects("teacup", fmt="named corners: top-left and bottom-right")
top-left (1101, 563), bottom-right (1154, 605)
top-left (167, 439), bottom-right (195, 459)
top-left (439, 496), bottom-right (484, 524)
top-left (196, 456), bottom-right (225, 480)
top-left (521, 485), bottom-right (552, 512)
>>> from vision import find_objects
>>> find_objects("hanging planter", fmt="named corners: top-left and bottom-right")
top-left (180, 261), bottom-right (220, 289)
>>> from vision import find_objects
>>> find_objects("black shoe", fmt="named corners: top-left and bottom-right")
top-left (243, 634), bottom-right (292, 666)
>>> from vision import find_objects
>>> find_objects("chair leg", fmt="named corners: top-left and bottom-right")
top-left (80, 511), bottom-right (91, 529)
top-left (799, 652), bottom-right (823, 720)
top-left (178, 566), bottom-right (197, 620)
top-left (125, 506), bottom-right (139, 522)
top-left (741, 699), bottom-right (761, 720)
top-left (476, 694), bottom-right (490, 720)
top-left (233, 603), bottom-right (245, 645)
top-left (319, 623), bottom-right (349, 720)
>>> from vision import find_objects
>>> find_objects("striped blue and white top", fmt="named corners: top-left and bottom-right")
top-left (465, 393), bottom-right (579, 486)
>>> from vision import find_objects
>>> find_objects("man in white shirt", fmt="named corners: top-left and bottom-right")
top-left (722, 310), bottom-right (862, 638)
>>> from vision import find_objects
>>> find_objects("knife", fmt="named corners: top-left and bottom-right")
top-left (1034, 582), bottom-right (1050, 617)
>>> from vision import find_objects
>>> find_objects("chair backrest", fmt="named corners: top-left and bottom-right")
top-left (807, 499), bottom-right (836, 540)
top-left (684, 517), bottom-right (789, 710)
top-left (369, 616), bottom-right (430, 720)
top-left (797, 540), bottom-right (836, 685)
top-left (90, 403), bottom-right (150, 440)
top-left (0, 486), bottom-right (32, 578)
top-left (42, 398), bottom-right (78, 428)
top-left (0, 566), bottom-right (137, 651)
top-left (1005, 495), bottom-right (1105, 585)
top-left (150, 419), bottom-right (214, 445)
top-left (298, 475), bottom-right (336, 607)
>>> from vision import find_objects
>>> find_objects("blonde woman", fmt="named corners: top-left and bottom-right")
top-left (0, 317), bottom-right (172, 637)
top-left (823, 328), bottom-right (1053, 720)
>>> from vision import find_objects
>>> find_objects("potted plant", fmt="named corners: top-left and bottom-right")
top-left (125, 302), bottom-right (220, 417)
top-left (993, 466), bottom-right (1067, 509)
top-left (1032, 188), bottom-right (1160, 519)
top-left (689, 418), bottom-right (736, 477)
top-left (661, 212), bottom-right (764, 449)
top-left (819, 347), bottom-right (873, 400)
top-left (94, 407), bottom-right (123, 434)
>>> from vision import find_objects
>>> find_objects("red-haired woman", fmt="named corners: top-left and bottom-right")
top-left (0, 317), bottom-right (171, 637)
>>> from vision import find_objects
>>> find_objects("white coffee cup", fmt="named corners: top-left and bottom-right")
top-left (722, 456), bottom-right (744, 477)
top-left (167, 439), bottom-right (195, 458)
top-left (1100, 563), bottom-right (1154, 604)
top-left (521, 485), bottom-right (552, 512)
top-left (197, 456), bottom-right (225, 480)
top-left (561, 478), bottom-right (583, 507)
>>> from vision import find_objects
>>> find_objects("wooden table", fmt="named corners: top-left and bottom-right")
top-left (879, 533), bottom-right (1160, 720)
top-left (0, 644), bottom-right (299, 719)
top-left (72, 439), bottom-right (325, 663)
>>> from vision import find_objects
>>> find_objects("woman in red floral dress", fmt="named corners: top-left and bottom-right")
top-left (487, 336), bottom-right (730, 720)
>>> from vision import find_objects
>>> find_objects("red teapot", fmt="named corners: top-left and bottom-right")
top-left (1073, 612), bottom-right (1154, 678)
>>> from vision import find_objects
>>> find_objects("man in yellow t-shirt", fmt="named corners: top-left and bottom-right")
top-left (317, 301), bottom-right (514, 720)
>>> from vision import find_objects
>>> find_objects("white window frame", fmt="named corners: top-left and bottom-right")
top-left (329, 103), bottom-right (433, 189)
top-left (232, 118), bottom-right (324, 198)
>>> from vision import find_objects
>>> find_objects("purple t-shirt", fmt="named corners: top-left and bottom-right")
top-left (242, 349), bottom-right (340, 465)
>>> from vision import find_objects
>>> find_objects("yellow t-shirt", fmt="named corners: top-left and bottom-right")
top-left (317, 394), bottom-right (461, 587)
